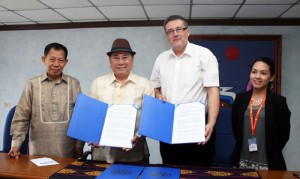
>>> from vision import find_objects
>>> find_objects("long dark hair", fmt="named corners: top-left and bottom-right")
top-left (251, 57), bottom-right (275, 91)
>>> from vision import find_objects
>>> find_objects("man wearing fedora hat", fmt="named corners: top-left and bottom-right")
top-left (89, 38), bottom-right (154, 163)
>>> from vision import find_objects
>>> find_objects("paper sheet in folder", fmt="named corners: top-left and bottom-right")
top-left (139, 95), bottom-right (206, 144)
top-left (67, 93), bottom-right (137, 148)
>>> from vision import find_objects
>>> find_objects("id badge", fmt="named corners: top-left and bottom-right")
top-left (248, 138), bottom-right (258, 152)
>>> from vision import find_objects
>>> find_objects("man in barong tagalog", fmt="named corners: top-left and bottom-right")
top-left (8, 42), bottom-right (84, 159)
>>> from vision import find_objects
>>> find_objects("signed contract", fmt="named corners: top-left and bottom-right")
top-left (67, 93), bottom-right (137, 148)
top-left (172, 102), bottom-right (206, 143)
top-left (139, 95), bottom-right (205, 144)
top-left (100, 104), bottom-right (137, 148)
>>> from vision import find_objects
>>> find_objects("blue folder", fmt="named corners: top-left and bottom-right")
top-left (138, 95), bottom-right (205, 144)
top-left (139, 95), bottom-right (174, 144)
top-left (96, 164), bottom-right (144, 179)
top-left (67, 93), bottom-right (108, 143)
top-left (140, 166), bottom-right (180, 179)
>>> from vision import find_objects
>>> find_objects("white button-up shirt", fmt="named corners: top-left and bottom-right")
top-left (150, 42), bottom-right (219, 104)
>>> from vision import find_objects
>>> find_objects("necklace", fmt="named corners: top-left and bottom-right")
top-left (251, 98), bottom-right (262, 103)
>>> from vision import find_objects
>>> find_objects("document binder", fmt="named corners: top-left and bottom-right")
top-left (67, 93), bottom-right (137, 148)
top-left (139, 95), bottom-right (206, 144)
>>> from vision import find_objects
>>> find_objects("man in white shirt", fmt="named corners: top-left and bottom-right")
top-left (150, 15), bottom-right (220, 166)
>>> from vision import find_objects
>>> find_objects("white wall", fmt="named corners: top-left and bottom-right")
top-left (0, 25), bottom-right (299, 170)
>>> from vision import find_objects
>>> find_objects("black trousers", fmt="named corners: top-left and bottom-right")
top-left (160, 130), bottom-right (216, 166)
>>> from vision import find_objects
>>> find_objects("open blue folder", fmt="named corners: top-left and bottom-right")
top-left (67, 93), bottom-right (138, 148)
top-left (96, 164), bottom-right (144, 179)
top-left (67, 93), bottom-right (107, 143)
top-left (138, 95), bottom-right (205, 144)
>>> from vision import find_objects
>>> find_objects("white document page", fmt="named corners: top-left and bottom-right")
top-left (172, 102), bottom-right (206, 144)
top-left (31, 157), bottom-right (59, 166)
top-left (99, 104), bottom-right (137, 148)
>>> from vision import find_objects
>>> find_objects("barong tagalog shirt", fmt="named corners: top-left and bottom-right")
top-left (10, 73), bottom-right (83, 158)
top-left (89, 72), bottom-right (154, 163)
top-left (150, 42), bottom-right (219, 105)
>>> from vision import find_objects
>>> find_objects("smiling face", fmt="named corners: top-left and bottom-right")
top-left (42, 48), bottom-right (68, 81)
top-left (165, 19), bottom-right (190, 56)
top-left (109, 51), bottom-right (134, 82)
top-left (250, 61), bottom-right (275, 91)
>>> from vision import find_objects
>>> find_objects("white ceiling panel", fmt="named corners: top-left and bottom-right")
top-left (0, 0), bottom-right (47, 10)
top-left (245, 0), bottom-right (298, 4)
top-left (0, 11), bottom-right (30, 22)
top-left (38, 20), bottom-right (73, 24)
top-left (16, 9), bottom-right (66, 22)
top-left (0, 6), bottom-right (7, 11)
top-left (141, 0), bottom-right (190, 5)
top-left (99, 6), bottom-right (146, 19)
top-left (0, 1), bottom-right (300, 26)
top-left (193, 0), bottom-right (243, 5)
top-left (56, 7), bottom-right (105, 20)
top-left (236, 5), bottom-right (290, 18)
top-left (90, 0), bottom-right (140, 6)
top-left (39, 0), bottom-right (93, 8)
top-left (106, 18), bottom-right (148, 21)
top-left (145, 5), bottom-right (190, 19)
top-left (281, 5), bottom-right (300, 18)
top-left (71, 19), bottom-right (106, 22)
top-left (192, 5), bottom-right (240, 18)
top-left (3, 21), bottom-right (36, 25)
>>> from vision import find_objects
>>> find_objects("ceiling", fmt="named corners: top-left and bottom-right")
top-left (0, 0), bottom-right (300, 26)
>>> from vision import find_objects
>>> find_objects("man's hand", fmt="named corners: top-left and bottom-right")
top-left (88, 141), bottom-right (100, 148)
top-left (123, 135), bottom-right (139, 152)
top-left (8, 146), bottom-right (21, 158)
top-left (154, 88), bottom-right (167, 101)
top-left (198, 87), bottom-right (219, 145)
top-left (198, 123), bottom-right (214, 145)
top-left (155, 94), bottom-right (167, 101)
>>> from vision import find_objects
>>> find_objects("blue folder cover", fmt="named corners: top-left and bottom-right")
top-left (96, 164), bottom-right (144, 179)
top-left (139, 166), bottom-right (180, 179)
top-left (67, 93), bottom-right (108, 143)
top-left (138, 95), bottom-right (175, 144)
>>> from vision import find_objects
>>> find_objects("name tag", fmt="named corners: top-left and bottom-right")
top-left (248, 138), bottom-right (258, 152)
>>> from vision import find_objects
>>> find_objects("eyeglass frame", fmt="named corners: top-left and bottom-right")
top-left (165, 27), bottom-right (188, 36)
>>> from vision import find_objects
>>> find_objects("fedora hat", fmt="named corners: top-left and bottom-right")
top-left (107, 38), bottom-right (136, 56)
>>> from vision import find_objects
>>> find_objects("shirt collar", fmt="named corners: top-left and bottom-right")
top-left (61, 74), bottom-right (68, 83)
top-left (169, 42), bottom-right (192, 58)
top-left (108, 72), bottom-right (136, 85)
top-left (41, 73), bottom-right (67, 83)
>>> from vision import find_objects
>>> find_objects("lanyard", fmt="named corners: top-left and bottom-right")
top-left (249, 94), bottom-right (266, 137)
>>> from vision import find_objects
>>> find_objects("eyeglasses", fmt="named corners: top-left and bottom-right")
top-left (166, 27), bottom-right (188, 36)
